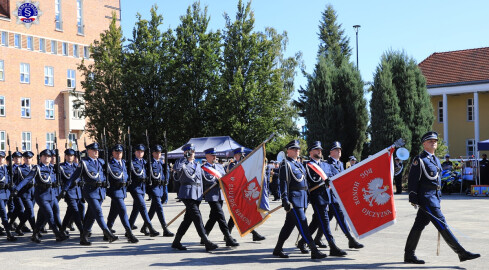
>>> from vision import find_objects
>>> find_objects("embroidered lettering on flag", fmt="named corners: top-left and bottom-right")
top-left (307, 161), bottom-right (327, 180)
top-left (330, 146), bottom-right (396, 239)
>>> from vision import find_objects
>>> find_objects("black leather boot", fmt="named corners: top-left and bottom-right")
top-left (202, 235), bottom-right (218, 252)
top-left (162, 222), bottom-right (174, 237)
top-left (80, 231), bottom-right (91, 246)
top-left (103, 228), bottom-right (119, 243)
top-left (140, 224), bottom-right (149, 236)
top-left (328, 239), bottom-right (347, 256)
top-left (53, 227), bottom-right (69, 242)
top-left (273, 240), bottom-right (289, 258)
top-left (171, 234), bottom-right (187, 250)
top-left (309, 242), bottom-right (327, 259)
top-left (439, 229), bottom-right (480, 262)
top-left (404, 229), bottom-right (424, 264)
top-left (251, 230), bottom-right (265, 241)
top-left (125, 228), bottom-right (139, 243)
top-left (5, 226), bottom-right (17, 242)
top-left (31, 228), bottom-right (41, 243)
top-left (224, 233), bottom-right (239, 247)
top-left (347, 232), bottom-right (364, 249)
top-left (146, 223), bottom-right (160, 237)
top-left (296, 238), bottom-right (309, 254)
top-left (314, 232), bottom-right (327, 248)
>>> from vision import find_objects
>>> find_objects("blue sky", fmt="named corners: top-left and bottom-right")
top-left (120, 0), bottom-right (489, 126)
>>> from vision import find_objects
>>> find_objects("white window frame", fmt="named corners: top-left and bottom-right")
top-left (77, 0), bottom-right (84, 35)
top-left (21, 98), bottom-right (30, 118)
top-left (0, 60), bottom-right (4, 81)
top-left (20, 63), bottom-right (30, 84)
top-left (83, 46), bottom-right (89, 59)
top-left (73, 105), bottom-right (83, 120)
top-left (45, 100), bottom-right (55, 119)
top-left (46, 132), bottom-right (55, 150)
top-left (27, 36), bottom-right (33, 50)
top-left (21, 132), bottom-right (31, 151)
top-left (437, 100), bottom-right (443, 123)
top-left (0, 96), bottom-right (5, 116)
top-left (466, 139), bottom-right (475, 156)
top-left (1, 32), bottom-right (7, 46)
top-left (39, 38), bottom-right (46, 52)
top-left (73, 44), bottom-right (79, 58)
top-left (0, 131), bottom-right (5, 151)
top-left (51, 40), bottom-right (57, 54)
top-left (467, 98), bottom-right (474, 122)
top-left (62, 42), bottom-right (68, 56)
top-left (67, 69), bottom-right (75, 88)
top-left (55, 0), bottom-right (63, 30)
top-left (68, 133), bottom-right (77, 150)
top-left (44, 66), bottom-right (54, 86)
top-left (14, 34), bottom-right (20, 48)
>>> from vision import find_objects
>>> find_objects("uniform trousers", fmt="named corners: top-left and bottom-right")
top-left (19, 196), bottom-right (36, 229)
top-left (129, 192), bottom-right (152, 227)
top-left (148, 194), bottom-right (167, 226)
top-left (307, 203), bottom-right (334, 241)
top-left (83, 197), bottom-right (108, 232)
top-left (107, 197), bottom-right (131, 230)
top-left (62, 198), bottom-right (85, 231)
top-left (204, 200), bottom-right (229, 236)
top-left (277, 206), bottom-right (314, 245)
top-left (176, 199), bottom-right (206, 238)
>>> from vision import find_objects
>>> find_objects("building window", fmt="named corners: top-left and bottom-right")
top-left (26, 36), bottom-right (33, 50)
top-left (46, 132), bottom-right (55, 150)
top-left (21, 132), bottom-right (31, 151)
top-left (0, 96), bottom-right (4, 116)
top-left (44, 66), bottom-right (54, 86)
top-left (62, 42), bottom-right (68, 56)
top-left (68, 133), bottom-right (77, 150)
top-left (14, 34), bottom-right (20, 48)
top-left (20, 63), bottom-right (30, 83)
top-left (51, 40), bottom-right (57, 54)
top-left (77, 0), bottom-right (84, 35)
top-left (467, 139), bottom-right (475, 156)
top-left (0, 60), bottom-right (4, 81)
top-left (67, 69), bottom-right (75, 88)
top-left (83, 46), bottom-right (89, 59)
top-left (45, 100), bottom-right (55, 119)
top-left (73, 105), bottom-right (83, 119)
top-left (55, 0), bottom-right (62, 30)
top-left (1, 32), bottom-right (7, 46)
top-left (73, 44), bottom-right (79, 58)
top-left (467, 98), bottom-right (474, 121)
top-left (437, 100), bottom-right (443, 123)
top-left (39, 38), bottom-right (45, 52)
top-left (21, 98), bottom-right (30, 118)
top-left (0, 131), bottom-right (5, 151)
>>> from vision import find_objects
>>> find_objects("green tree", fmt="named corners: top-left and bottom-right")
top-left (211, 0), bottom-right (300, 148)
top-left (77, 15), bottom-right (125, 146)
top-left (370, 59), bottom-right (411, 153)
top-left (317, 4), bottom-right (352, 67)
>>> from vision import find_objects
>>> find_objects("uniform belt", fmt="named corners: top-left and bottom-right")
top-left (186, 182), bottom-right (201, 187)
top-left (85, 181), bottom-right (107, 188)
top-left (421, 184), bottom-right (441, 191)
top-left (117, 182), bottom-right (127, 188)
top-left (290, 186), bottom-right (308, 191)
top-left (36, 182), bottom-right (53, 189)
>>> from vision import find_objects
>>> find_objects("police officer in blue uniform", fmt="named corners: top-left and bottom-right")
top-left (105, 144), bottom-right (138, 243)
top-left (14, 149), bottom-right (69, 243)
top-left (59, 148), bottom-right (85, 235)
top-left (226, 147), bottom-right (266, 242)
top-left (273, 140), bottom-right (326, 260)
top-left (171, 143), bottom-right (218, 251)
top-left (201, 148), bottom-right (239, 247)
top-left (60, 142), bottom-right (117, 245)
top-left (8, 151), bottom-right (24, 234)
top-left (404, 132), bottom-right (480, 264)
top-left (13, 151), bottom-right (36, 236)
top-left (128, 144), bottom-right (159, 237)
top-left (0, 151), bottom-right (16, 241)
top-left (296, 141), bottom-right (347, 257)
top-left (142, 145), bottom-right (174, 237)
top-left (313, 141), bottom-right (363, 249)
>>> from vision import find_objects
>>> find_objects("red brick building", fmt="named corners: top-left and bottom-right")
top-left (0, 0), bottom-right (120, 154)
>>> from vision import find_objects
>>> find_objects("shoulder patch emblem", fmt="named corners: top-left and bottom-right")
top-left (413, 159), bottom-right (419, 166)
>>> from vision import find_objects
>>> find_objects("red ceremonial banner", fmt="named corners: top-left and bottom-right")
top-left (330, 147), bottom-right (396, 238)
top-left (219, 144), bottom-right (270, 236)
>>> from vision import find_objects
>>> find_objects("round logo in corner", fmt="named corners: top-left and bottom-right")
top-left (13, 0), bottom-right (43, 29)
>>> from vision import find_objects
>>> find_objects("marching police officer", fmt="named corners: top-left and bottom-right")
top-left (60, 142), bottom-right (117, 245)
top-left (105, 144), bottom-right (139, 243)
top-left (201, 148), bottom-right (239, 247)
top-left (394, 157), bottom-right (403, 194)
top-left (171, 143), bottom-right (218, 251)
top-left (8, 151), bottom-right (25, 234)
top-left (313, 141), bottom-right (363, 249)
top-left (273, 140), bottom-right (326, 260)
top-left (404, 131), bottom-right (480, 264)
top-left (226, 147), bottom-right (266, 241)
top-left (142, 144), bottom-right (174, 237)
top-left (297, 141), bottom-right (347, 257)
top-left (12, 151), bottom-right (36, 236)
top-left (14, 149), bottom-right (69, 243)
top-left (59, 149), bottom-right (85, 235)
top-left (128, 144), bottom-right (159, 237)
top-left (0, 151), bottom-right (16, 241)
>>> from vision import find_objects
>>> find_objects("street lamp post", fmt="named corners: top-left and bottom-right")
top-left (353, 25), bottom-right (361, 70)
